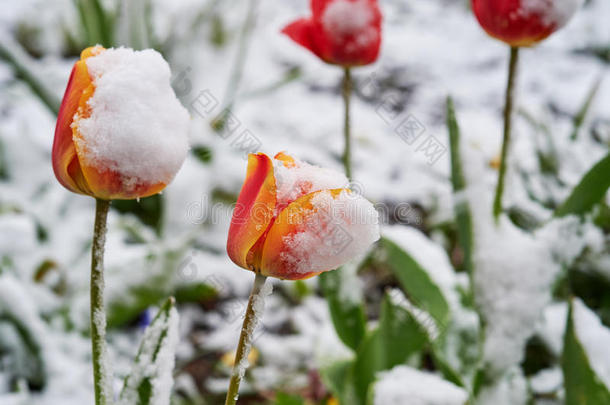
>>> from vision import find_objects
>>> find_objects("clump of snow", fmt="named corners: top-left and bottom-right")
top-left (476, 366), bottom-right (528, 405)
top-left (373, 365), bottom-right (468, 405)
top-left (321, 0), bottom-right (379, 51)
top-left (572, 298), bottom-right (610, 388)
top-left (273, 155), bottom-right (348, 211)
top-left (519, 0), bottom-right (584, 27)
top-left (460, 144), bottom-right (558, 376)
top-left (279, 189), bottom-right (380, 274)
top-left (73, 47), bottom-right (190, 191)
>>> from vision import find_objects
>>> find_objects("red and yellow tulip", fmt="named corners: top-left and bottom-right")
top-left (227, 152), bottom-right (379, 280)
top-left (52, 46), bottom-right (182, 200)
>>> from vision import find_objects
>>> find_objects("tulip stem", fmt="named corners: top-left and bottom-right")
top-left (91, 198), bottom-right (112, 405)
top-left (492, 46), bottom-right (519, 221)
top-left (342, 67), bottom-right (353, 180)
top-left (225, 273), bottom-right (268, 405)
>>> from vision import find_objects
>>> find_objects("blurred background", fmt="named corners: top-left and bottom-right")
top-left (0, 0), bottom-right (609, 404)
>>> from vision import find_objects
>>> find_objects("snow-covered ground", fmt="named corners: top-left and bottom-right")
top-left (0, 0), bottom-right (609, 404)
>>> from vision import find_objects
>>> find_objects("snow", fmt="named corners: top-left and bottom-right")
top-left (74, 47), bottom-right (190, 191)
top-left (321, 0), bottom-right (379, 49)
top-left (520, 0), bottom-right (584, 27)
top-left (476, 367), bottom-right (528, 405)
top-left (279, 189), bottom-right (380, 274)
top-left (273, 153), bottom-right (348, 211)
top-left (0, 0), bottom-right (609, 403)
top-left (373, 365), bottom-right (468, 405)
top-left (572, 298), bottom-right (610, 389)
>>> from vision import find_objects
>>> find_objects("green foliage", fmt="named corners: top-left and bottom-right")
top-left (555, 152), bottom-right (610, 217)
top-left (274, 392), bottom-right (305, 405)
top-left (570, 75), bottom-right (603, 141)
top-left (74, 0), bottom-right (114, 47)
top-left (446, 96), bottom-right (474, 273)
top-left (120, 297), bottom-right (178, 405)
top-left (113, 194), bottom-right (164, 235)
top-left (319, 269), bottom-right (366, 351)
top-left (379, 237), bottom-right (450, 328)
top-left (192, 146), bottom-right (213, 165)
top-left (0, 40), bottom-right (60, 114)
top-left (562, 301), bottom-right (610, 404)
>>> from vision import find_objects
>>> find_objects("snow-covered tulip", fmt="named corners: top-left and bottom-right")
top-left (472, 0), bottom-right (583, 47)
top-left (282, 0), bottom-right (382, 67)
top-left (470, 0), bottom-right (583, 220)
top-left (227, 152), bottom-right (380, 280)
top-left (224, 152), bottom-right (379, 405)
top-left (51, 46), bottom-right (189, 405)
top-left (52, 46), bottom-right (190, 200)
top-left (282, 0), bottom-right (383, 180)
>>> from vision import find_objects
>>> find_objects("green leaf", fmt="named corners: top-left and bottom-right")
top-left (274, 392), bottom-right (305, 405)
top-left (319, 268), bottom-right (366, 351)
top-left (562, 300), bottom-right (610, 405)
top-left (379, 237), bottom-right (450, 328)
top-left (320, 359), bottom-right (353, 404)
top-left (112, 194), bottom-right (164, 235)
top-left (75, 0), bottom-right (114, 47)
top-left (446, 96), bottom-right (474, 273)
top-left (0, 39), bottom-right (61, 114)
top-left (192, 146), bottom-right (213, 164)
top-left (349, 294), bottom-right (428, 404)
top-left (555, 153), bottom-right (610, 217)
top-left (570, 75), bottom-right (603, 141)
top-left (120, 297), bottom-right (179, 405)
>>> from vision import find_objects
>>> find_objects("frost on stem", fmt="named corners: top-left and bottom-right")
top-left (233, 280), bottom-right (273, 380)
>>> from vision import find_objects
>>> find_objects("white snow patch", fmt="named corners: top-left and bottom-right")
top-left (279, 189), bottom-right (380, 274)
top-left (273, 155), bottom-right (348, 211)
top-left (519, 0), bottom-right (584, 27)
top-left (74, 47), bottom-right (190, 191)
top-left (373, 365), bottom-right (468, 405)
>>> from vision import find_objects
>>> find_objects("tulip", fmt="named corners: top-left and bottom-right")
top-left (471, 0), bottom-right (582, 221)
top-left (52, 46), bottom-right (189, 405)
top-left (472, 0), bottom-right (583, 47)
top-left (224, 152), bottom-right (379, 405)
top-left (282, 0), bottom-right (383, 179)
top-left (52, 46), bottom-right (189, 200)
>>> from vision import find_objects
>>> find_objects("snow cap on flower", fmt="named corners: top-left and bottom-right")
top-left (52, 46), bottom-right (190, 200)
top-left (472, 0), bottom-right (583, 47)
top-left (227, 152), bottom-right (380, 280)
top-left (282, 0), bottom-right (382, 67)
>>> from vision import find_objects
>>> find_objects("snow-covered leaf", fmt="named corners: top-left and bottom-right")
top-left (319, 265), bottom-right (366, 351)
top-left (562, 299), bottom-right (610, 405)
top-left (446, 96), bottom-right (474, 274)
top-left (119, 297), bottom-right (179, 405)
top-left (378, 237), bottom-right (450, 328)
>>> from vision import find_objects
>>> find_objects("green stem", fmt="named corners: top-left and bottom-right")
top-left (342, 67), bottom-right (353, 180)
top-left (225, 273), bottom-right (268, 405)
top-left (492, 46), bottom-right (520, 221)
top-left (91, 198), bottom-right (112, 405)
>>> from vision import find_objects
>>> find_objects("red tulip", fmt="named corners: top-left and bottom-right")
top-left (52, 46), bottom-right (189, 200)
top-left (227, 152), bottom-right (380, 280)
top-left (282, 0), bottom-right (382, 67)
top-left (472, 0), bottom-right (583, 47)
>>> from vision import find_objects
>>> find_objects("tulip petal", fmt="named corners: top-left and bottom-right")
top-left (281, 18), bottom-right (324, 61)
top-left (260, 188), bottom-right (379, 280)
top-left (52, 46), bottom-right (105, 196)
top-left (227, 153), bottom-right (277, 270)
top-left (52, 59), bottom-right (94, 195)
